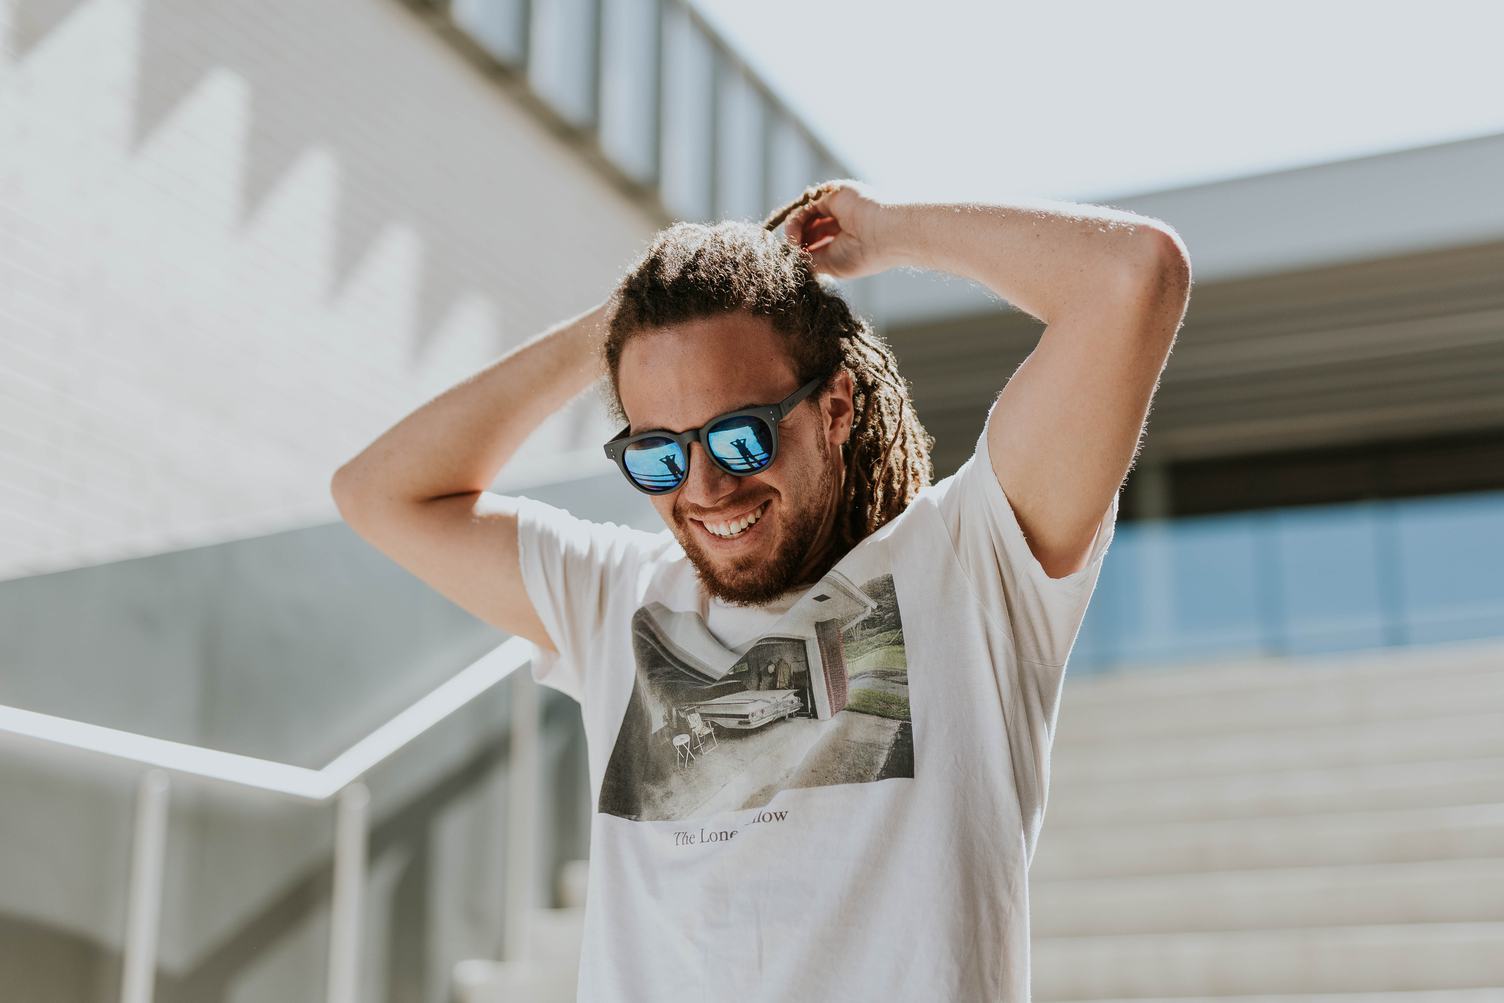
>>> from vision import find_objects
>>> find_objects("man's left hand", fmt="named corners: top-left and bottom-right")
top-left (778, 179), bottom-right (897, 281)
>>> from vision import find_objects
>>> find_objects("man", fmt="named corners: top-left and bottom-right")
top-left (331, 180), bottom-right (1190, 1000)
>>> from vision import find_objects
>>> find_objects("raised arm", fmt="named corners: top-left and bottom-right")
top-left (886, 197), bottom-right (1189, 577)
top-left (783, 182), bottom-right (1192, 579)
top-left (329, 301), bottom-right (612, 651)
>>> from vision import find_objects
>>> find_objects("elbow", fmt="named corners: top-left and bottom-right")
top-left (329, 463), bottom-right (366, 520)
top-left (1115, 226), bottom-right (1192, 323)
top-left (1099, 228), bottom-right (1191, 354)
top-left (1137, 225), bottom-right (1192, 299)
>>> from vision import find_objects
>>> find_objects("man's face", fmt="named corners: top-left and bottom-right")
top-left (616, 313), bottom-right (853, 607)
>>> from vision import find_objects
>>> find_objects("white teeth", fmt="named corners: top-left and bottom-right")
top-left (707, 502), bottom-right (766, 538)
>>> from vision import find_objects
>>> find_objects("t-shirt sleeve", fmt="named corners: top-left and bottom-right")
top-left (512, 494), bottom-right (666, 705)
top-left (934, 408), bottom-right (1120, 668)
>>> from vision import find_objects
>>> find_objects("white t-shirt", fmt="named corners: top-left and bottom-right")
top-left (515, 409), bottom-right (1119, 1002)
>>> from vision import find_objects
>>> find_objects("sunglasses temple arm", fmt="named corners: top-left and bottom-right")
top-left (780, 377), bottom-right (822, 418)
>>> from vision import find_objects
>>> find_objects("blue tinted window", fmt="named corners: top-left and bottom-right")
top-left (599, 0), bottom-right (660, 185)
top-left (767, 114), bottom-right (818, 210)
top-left (451, 0), bottom-right (528, 67)
top-left (528, 0), bottom-right (599, 128)
top-left (714, 63), bottom-right (766, 221)
top-left (659, 5), bottom-right (715, 220)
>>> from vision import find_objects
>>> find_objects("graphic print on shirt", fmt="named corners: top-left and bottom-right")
top-left (599, 542), bottom-right (912, 822)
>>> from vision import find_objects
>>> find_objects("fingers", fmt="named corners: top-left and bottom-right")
top-left (782, 200), bottom-right (817, 248)
top-left (802, 214), bottom-right (841, 252)
top-left (783, 200), bottom-right (839, 255)
top-left (783, 184), bottom-right (832, 238)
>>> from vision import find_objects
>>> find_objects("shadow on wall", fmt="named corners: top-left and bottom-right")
top-left (5, 0), bottom-right (654, 363)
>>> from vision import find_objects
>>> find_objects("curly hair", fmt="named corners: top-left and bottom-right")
top-left (598, 183), bottom-right (935, 557)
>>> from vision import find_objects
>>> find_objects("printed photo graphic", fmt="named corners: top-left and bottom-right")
top-left (599, 548), bottom-right (913, 822)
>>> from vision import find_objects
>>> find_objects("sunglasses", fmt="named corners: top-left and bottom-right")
top-left (603, 376), bottom-right (825, 495)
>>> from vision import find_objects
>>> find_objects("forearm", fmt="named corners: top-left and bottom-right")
top-left (874, 196), bottom-right (1180, 324)
top-left (332, 300), bottom-right (610, 507)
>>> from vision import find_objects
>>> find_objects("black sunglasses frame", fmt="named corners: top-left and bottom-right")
top-left (603, 375), bottom-right (826, 495)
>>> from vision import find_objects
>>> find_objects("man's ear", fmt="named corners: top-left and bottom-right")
top-left (825, 367), bottom-right (856, 445)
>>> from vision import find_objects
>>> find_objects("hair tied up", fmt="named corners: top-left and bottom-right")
top-left (763, 181), bottom-right (840, 234)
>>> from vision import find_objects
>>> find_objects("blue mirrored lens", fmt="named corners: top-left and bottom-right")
top-left (623, 437), bottom-right (687, 491)
top-left (706, 416), bottom-right (773, 473)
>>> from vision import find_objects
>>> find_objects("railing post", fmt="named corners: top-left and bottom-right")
top-left (504, 667), bottom-right (540, 962)
top-left (325, 781), bottom-right (370, 1003)
top-left (121, 769), bottom-right (170, 1003)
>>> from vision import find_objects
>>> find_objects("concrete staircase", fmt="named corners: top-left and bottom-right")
top-left (1030, 639), bottom-right (1504, 1002)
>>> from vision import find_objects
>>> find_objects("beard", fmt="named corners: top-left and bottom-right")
top-left (674, 434), bottom-right (837, 608)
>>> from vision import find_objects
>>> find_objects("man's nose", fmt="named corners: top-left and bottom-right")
top-left (680, 441), bottom-right (738, 505)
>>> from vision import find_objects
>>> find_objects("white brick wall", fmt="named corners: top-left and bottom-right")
top-left (0, 0), bottom-right (663, 579)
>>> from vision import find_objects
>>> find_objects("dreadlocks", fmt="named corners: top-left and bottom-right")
top-left (598, 183), bottom-right (935, 559)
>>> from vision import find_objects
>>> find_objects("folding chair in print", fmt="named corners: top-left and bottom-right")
top-left (685, 710), bottom-right (719, 754)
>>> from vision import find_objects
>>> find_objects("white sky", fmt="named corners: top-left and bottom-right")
top-left (689, 0), bottom-right (1504, 203)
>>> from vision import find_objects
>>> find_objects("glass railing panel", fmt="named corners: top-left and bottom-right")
top-left (1072, 489), bottom-right (1504, 674)
top-left (1271, 502), bottom-right (1392, 655)
top-left (0, 524), bottom-right (503, 768)
top-left (1391, 489), bottom-right (1504, 644)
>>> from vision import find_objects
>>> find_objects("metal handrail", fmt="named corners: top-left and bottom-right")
top-left (0, 636), bottom-right (537, 1003)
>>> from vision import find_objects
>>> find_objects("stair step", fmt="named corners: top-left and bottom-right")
top-left (1045, 756), bottom-right (1504, 827)
top-left (1056, 667), bottom-right (1504, 743)
top-left (1052, 711), bottom-right (1504, 783)
top-left (1032, 922), bottom-right (1504, 1001)
top-left (1031, 803), bottom-right (1504, 879)
top-left (452, 958), bottom-right (577, 1003)
top-left (1032, 857), bottom-right (1504, 937)
top-left (1064, 641), bottom-right (1504, 708)
top-left (1058, 989), bottom-right (1504, 1003)
top-left (527, 906), bottom-right (585, 963)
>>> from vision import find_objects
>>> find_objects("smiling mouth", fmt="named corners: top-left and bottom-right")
top-left (693, 499), bottom-right (771, 541)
